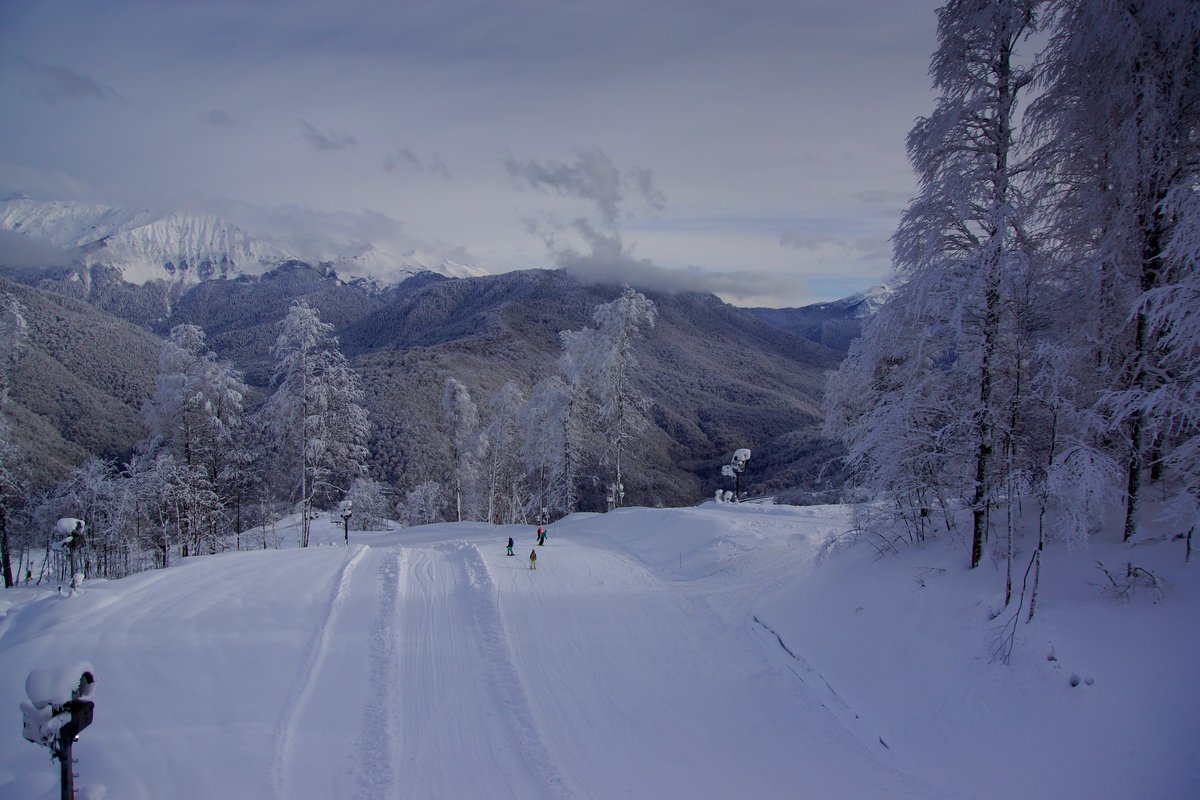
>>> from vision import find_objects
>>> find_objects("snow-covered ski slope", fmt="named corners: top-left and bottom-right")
top-left (1, 503), bottom-right (1196, 799)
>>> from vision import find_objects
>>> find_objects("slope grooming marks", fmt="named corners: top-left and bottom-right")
top-left (385, 541), bottom-right (572, 799)
top-left (460, 542), bottom-right (575, 800)
top-left (2, 506), bottom-right (1192, 798)
top-left (350, 546), bottom-right (406, 798)
top-left (271, 545), bottom-right (369, 800)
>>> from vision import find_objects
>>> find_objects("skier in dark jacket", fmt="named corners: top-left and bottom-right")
top-left (529, 549), bottom-right (538, 569)
top-left (506, 537), bottom-right (514, 556)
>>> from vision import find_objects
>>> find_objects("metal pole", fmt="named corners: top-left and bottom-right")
top-left (59, 739), bottom-right (73, 800)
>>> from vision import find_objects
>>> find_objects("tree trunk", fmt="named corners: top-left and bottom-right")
top-left (0, 502), bottom-right (12, 589)
top-left (1124, 206), bottom-right (1165, 542)
top-left (1123, 411), bottom-right (1144, 542)
top-left (971, 278), bottom-right (1000, 569)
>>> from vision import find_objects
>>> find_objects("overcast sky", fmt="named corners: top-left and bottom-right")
top-left (0, 0), bottom-right (940, 307)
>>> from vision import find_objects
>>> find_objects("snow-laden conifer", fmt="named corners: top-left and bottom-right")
top-left (141, 324), bottom-right (248, 555)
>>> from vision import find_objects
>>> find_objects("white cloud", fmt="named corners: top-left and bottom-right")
top-left (0, 0), bottom-right (941, 306)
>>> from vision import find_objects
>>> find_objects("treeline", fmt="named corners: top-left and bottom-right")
top-left (825, 0), bottom-right (1198, 594)
top-left (407, 287), bottom-right (659, 526)
top-left (0, 287), bottom-right (661, 585)
top-left (0, 298), bottom-right (370, 585)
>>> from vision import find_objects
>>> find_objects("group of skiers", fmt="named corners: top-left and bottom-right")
top-left (506, 525), bottom-right (548, 569)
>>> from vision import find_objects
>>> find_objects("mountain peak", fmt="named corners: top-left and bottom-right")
top-left (0, 197), bottom-right (488, 287)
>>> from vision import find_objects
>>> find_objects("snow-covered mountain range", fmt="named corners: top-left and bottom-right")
top-left (807, 283), bottom-right (897, 318)
top-left (743, 284), bottom-right (896, 352)
top-left (0, 196), bottom-right (488, 287)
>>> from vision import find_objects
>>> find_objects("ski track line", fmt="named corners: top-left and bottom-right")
top-left (350, 545), bottom-right (405, 799)
top-left (271, 544), bottom-right (369, 800)
top-left (751, 613), bottom-right (893, 755)
top-left (459, 541), bottom-right (576, 800)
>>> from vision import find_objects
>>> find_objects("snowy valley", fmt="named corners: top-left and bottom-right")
top-left (1, 1), bottom-right (1197, 798)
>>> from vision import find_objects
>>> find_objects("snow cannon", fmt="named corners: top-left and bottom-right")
top-left (22, 662), bottom-right (96, 750)
top-left (22, 663), bottom-right (96, 799)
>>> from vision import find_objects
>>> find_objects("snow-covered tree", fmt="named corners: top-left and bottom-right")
top-left (345, 478), bottom-right (392, 531)
top-left (481, 380), bottom-right (528, 524)
top-left (1028, 0), bottom-right (1200, 541)
top-left (260, 301), bottom-right (370, 546)
top-left (41, 457), bottom-right (120, 581)
top-left (142, 324), bottom-right (247, 554)
top-left (827, 0), bottom-right (1040, 567)
top-left (560, 286), bottom-right (657, 509)
top-left (441, 377), bottom-right (479, 522)
top-left (398, 481), bottom-right (443, 527)
top-left (520, 375), bottom-right (573, 522)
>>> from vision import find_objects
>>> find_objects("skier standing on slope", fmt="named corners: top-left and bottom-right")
top-left (529, 549), bottom-right (538, 570)
top-left (507, 537), bottom-right (514, 556)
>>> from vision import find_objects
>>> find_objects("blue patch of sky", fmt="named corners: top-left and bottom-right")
top-left (628, 214), bottom-right (865, 236)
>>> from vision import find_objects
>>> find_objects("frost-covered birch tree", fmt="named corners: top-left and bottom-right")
top-left (520, 375), bottom-right (573, 522)
top-left (827, 0), bottom-right (1040, 567)
top-left (560, 287), bottom-right (657, 510)
top-left (398, 481), bottom-right (443, 527)
top-left (441, 377), bottom-right (479, 522)
top-left (481, 380), bottom-right (527, 524)
top-left (261, 300), bottom-right (370, 546)
top-left (142, 324), bottom-right (247, 554)
top-left (1028, 0), bottom-right (1200, 541)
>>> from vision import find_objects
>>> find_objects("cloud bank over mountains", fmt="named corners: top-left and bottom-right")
top-left (0, 0), bottom-right (940, 305)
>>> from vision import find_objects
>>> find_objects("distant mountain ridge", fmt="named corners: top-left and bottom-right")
top-left (0, 276), bottom-right (160, 489)
top-left (0, 260), bottom-right (848, 505)
top-left (164, 266), bottom-right (845, 504)
top-left (0, 196), bottom-right (488, 289)
top-left (744, 285), bottom-right (895, 352)
top-left (0, 197), bottom-right (871, 504)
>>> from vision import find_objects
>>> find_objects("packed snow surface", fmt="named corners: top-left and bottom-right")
top-left (0, 503), bottom-right (1196, 799)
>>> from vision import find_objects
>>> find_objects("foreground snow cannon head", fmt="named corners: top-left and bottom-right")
top-left (22, 662), bottom-right (96, 751)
